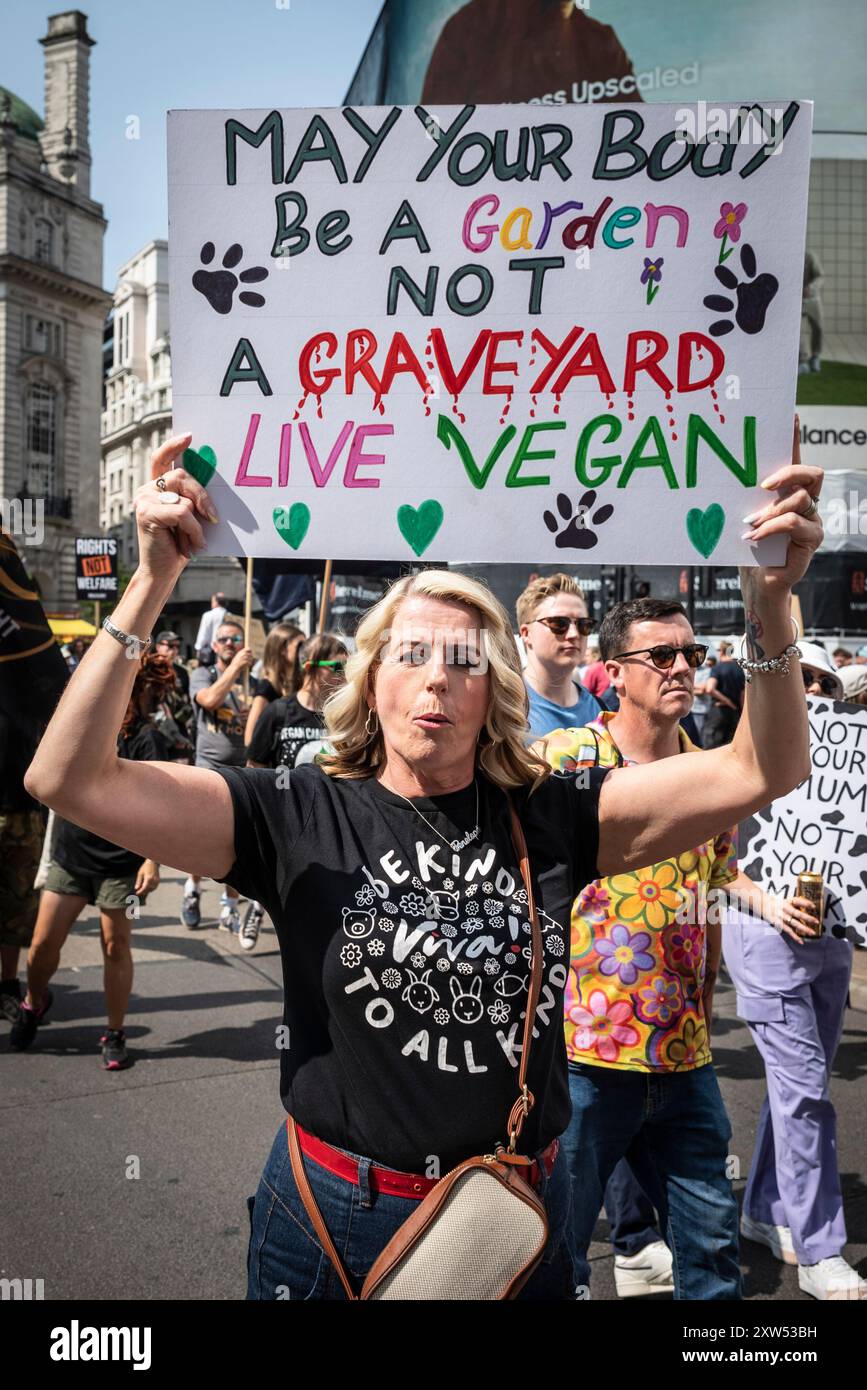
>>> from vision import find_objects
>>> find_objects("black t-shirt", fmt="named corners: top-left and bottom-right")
top-left (253, 677), bottom-right (281, 702)
top-left (216, 763), bottom-right (604, 1172)
top-left (713, 661), bottom-right (746, 709)
top-left (247, 695), bottom-right (325, 770)
top-left (53, 723), bottom-right (171, 878)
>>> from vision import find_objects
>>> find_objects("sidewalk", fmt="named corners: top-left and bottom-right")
top-left (2, 866), bottom-right (865, 1301)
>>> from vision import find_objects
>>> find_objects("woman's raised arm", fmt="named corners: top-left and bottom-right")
top-left (596, 432), bottom-right (823, 876)
top-left (25, 435), bottom-right (236, 880)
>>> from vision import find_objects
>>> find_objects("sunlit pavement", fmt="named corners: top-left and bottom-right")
top-left (1, 868), bottom-right (864, 1301)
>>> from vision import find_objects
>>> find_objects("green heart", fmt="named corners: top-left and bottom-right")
top-left (397, 499), bottom-right (444, 557)
top-left (273, 503), bottom-right (311, 550)
top-left (182, 444), bottom-right (217, 487)
top-left (686, 503), bottom-right (725, 558)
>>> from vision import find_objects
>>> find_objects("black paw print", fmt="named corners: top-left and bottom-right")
top-left (703, 244), bottom-right (778, 337)
top-left (544, 490), bottom-right (614, 550)
top-left (192, 242), bottom-right (268, 315)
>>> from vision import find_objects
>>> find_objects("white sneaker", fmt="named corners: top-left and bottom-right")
top-left (614, 1240), bottom-right (674, 1298)
top-left (740, 1214), bottom-right (798, 1266)
top-left (798, 1256), bottom-right (867, 1301)
top-left (219, 901), bottom-right (241, 934)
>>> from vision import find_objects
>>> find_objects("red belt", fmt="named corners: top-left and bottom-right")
top-left (292, 1120), bottom-right (558, 1201)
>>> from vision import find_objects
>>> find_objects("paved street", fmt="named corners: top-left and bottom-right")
top-left (2, 866), bottom-right (865, 1302)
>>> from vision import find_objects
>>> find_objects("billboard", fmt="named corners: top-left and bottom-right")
top-left (348, 1), bottom-right (867, 437)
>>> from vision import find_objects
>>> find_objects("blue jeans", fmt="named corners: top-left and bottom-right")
top-left (605, 1159), bottom-right (661, 1256)
top-left (564, 1062), bottom-right (742, 1300)
top-left (247, 1121), bottom-right (576, 1300)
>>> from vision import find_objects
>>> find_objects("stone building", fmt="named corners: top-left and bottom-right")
top-left (100, 240), bottom-right (247, 652)
top-left (0, 11), bottom-right (110, 606)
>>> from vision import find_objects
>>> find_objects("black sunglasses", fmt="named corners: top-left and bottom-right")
top-left (801, 668), bottom-right (838, 697)
top-left (533, 616), bottom-right (596, 638)
top-left (613, 643), bottom-right (708, 671)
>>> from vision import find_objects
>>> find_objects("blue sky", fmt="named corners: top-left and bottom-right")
top-left (5, 0), bottom-right (383, 285)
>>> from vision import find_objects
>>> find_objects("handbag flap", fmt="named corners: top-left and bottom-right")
top-left (362, 1158), bottom-right (549, 1301)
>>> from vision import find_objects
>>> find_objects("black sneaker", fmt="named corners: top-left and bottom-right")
top-left (181, 889), bottom-right (201, 930)
top-left (9, 989), bottom-right (52, 1051)
top-left (0, 978), bottom-right (22, 1024)
top-left (100, 1029), bottom-right (130, 1071)
top-left (239, 902), bottom-right (264, 952)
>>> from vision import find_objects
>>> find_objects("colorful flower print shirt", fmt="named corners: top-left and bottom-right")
top-left (542, 713), bottom-right (738, 1072)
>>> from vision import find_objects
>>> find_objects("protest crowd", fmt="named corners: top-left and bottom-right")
top-left (2, 423), bottom-right (865, 1304)
top-left (1, 4), bottom-right (865, 1312)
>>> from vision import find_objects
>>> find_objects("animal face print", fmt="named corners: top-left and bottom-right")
top-left (450, 975), bottom-right (484, 1024)
top-left (402, 969), bottom-right (440, 1014)
top-left (342, 907), bottom-right (375, 939)
top-left (426, 889), bottom-right (459, 921)
top-left (337, 836), bottom-right (569, 1078)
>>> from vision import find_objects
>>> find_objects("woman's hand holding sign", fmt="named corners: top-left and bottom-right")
top-left (138, 432), bottom-right (219, 571)
top-left (741, 418), bottom-right (824, 595)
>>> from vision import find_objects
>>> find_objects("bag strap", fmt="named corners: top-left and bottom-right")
top-left (505, 796), bottom-right (543, 1152)
top-left (286, 1115), bottom-right (358, 1301)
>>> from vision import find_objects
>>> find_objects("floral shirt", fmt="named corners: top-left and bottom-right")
top-left (542, 713), bottom-right (738, 1073)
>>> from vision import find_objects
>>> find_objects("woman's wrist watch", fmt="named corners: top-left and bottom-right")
top-left (102, 617), bottom-right (151, 661)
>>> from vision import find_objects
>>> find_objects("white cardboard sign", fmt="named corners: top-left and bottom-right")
top-left (167, 101), bottom-right (812, 564)
top-left (739, 695), bottom-right (867, 948)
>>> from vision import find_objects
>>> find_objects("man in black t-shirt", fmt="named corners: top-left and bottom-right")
top-left (702, 642), bottom-right (746, 748)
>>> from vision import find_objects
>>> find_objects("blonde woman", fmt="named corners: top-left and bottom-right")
top-left (244, 621), bottom-right (304, 751)
top-left (26, 431), bottom-right (822, 1300)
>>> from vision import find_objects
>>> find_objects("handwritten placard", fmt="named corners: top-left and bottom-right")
top-left (739, 695), bottom-right (867, 947)
top-left (167, 102), bottom-right (812, 563)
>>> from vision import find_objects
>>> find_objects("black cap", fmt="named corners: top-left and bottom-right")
top-left (156, 630), bottom-right (180, 644)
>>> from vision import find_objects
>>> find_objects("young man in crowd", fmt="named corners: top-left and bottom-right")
top-left (518, 575), bottom-right (670, 1295)
top-left (702, 639), bottom-right (746, 747)
top-left (540, 597), bottom-right (741, 1300)
top-left (181, 619), bottom-right (253, 931)
top-left (193, 591), bottom-right (227, 662)
top-left (517, 573), bottom-right (601, 738)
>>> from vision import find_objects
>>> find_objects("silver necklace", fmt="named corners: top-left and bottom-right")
top-left (389, 778), bottom-right (481, 852)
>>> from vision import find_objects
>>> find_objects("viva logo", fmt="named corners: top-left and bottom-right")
top-left (391, 918), bottom-right (507, 964)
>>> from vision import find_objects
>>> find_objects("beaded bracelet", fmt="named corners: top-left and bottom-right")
top-left (736, 643), bottom-right (800, 683)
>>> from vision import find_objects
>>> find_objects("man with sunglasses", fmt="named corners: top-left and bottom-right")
top-left (185, 620), bottom-right (254, 932)
top-left (540, 597), bottom-right (742, 1300)
top-left (516, 573), bottom-right (602, 739)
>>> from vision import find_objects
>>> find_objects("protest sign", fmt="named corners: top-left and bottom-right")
top-left (167, 102), bottom-right (812, 564)
top-left (739, 695), bottom-right (867, 947)
top-left (74, 537), bottom-right (118, 601)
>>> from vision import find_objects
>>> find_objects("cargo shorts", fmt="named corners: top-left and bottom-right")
top-left (0, 811), bottom-right (45, 948)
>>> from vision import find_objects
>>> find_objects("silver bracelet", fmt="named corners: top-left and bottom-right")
top-left (736, 643), bottom-right (800, 683)
top-left (102, 617), bottom-right (151, 661)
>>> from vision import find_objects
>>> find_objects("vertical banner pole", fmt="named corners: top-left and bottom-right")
top-left (94, 599), bottom-right (101, 636)
top-left (318, 560), bottom-right (333, 634)
top-left (243, 556), bottom-right (253, 702)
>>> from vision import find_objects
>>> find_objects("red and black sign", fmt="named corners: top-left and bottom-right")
top-left (75, 537), bottom-right (118, 601)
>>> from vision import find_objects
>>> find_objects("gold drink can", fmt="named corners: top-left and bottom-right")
top-left (796, 873), bottom-right (824, 939)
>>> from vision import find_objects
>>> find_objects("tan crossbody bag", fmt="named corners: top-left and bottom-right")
top-left (286, 798), bottom-right (551, 1300)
